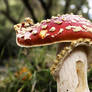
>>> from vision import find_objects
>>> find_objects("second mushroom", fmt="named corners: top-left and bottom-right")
top-left (14, 14), bottom-right (92, 92)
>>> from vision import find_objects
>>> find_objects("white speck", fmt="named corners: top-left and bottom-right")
top-left (20, 28), bottom-right (26, 34)
top-left (25, 27), bottom-right (32, 31)
top-left (24, 32), bottom-right (31, 40)
top-left (46, 19), bottom-right (51, 22)
top-left (32, 30), bottom-right (38, 35)
top-left (54, 34), bottom-right (57, 36)
top-left (73, 27), bottom-right (82, 32)
top-left (41, 20), bottom-right (46, 23)
top-left (21, 27), bottom-right (26, 30)
top-left (51, 16), bottom-right (58, 19)
top-left (58, 28), bottom-right (63, 34)
top-left (46, 33), bottom-right (50, 37)
top-left (17, 34), bottom-right (24, 38)
top-left (71, 20), bottom-right (76, 23)
top-left (35, 23), bottom-right (40, 27)
top-left (55, 20), bottom-right (62, 24)
top-left (50, 27), bottom-right (56, 32)
top-left (42, 25), bottom-right (47, 29)
top-left (51, 35), bottom-right (54, 37)
top-left (66, 26), bottom-right (72, 30)
top-left (24, 22), bottom-right (30, 26)
top-left (66, 26), bottom-right (77, 30)
top-left (82, 25), bottom-right (87, 29)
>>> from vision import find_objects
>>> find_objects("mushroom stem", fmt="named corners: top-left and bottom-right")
top-left (56, 47), bottom-right (90, 92)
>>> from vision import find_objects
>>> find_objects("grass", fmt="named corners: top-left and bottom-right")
top-left (0, 45), bottom-right (57, 92)
top-left (0, 45), bottom-right (92, 92)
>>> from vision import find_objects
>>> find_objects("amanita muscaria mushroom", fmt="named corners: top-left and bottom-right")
top-left (14, 14), bottom-right (92, 92)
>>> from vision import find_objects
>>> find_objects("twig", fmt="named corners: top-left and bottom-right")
top-left (0, 28), bottom-right (13, 55)
top-left (3, 0), bottom-right (10, 13)
top-left (18, 7), bottom-right (25, 20)
top-left (63, 0), bottom-right (71, 14)
top-left (39, 0), bottom-right (52, 19)
top-left (22, 0), bottom-right (38, 23)
top-left (31, 80), bottom-right (36, 92)
top-left (0, 10), bottom-right (18, 24)
top-left (39, 0), bottom-right (47, 10)
top-left (0, 0), bottom-right (18, 24)
top-left (74, 0), bottom-right (86, 14)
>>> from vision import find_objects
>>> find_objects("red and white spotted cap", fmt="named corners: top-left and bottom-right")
top-left (14, 14), bottom-right (92, 47)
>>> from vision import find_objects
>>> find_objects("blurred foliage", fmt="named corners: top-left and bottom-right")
top-left (0, 0), bottom-right (92, 92)
top-left (0, 46), bottom-right (57, 92)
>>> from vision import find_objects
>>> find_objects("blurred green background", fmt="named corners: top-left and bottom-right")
top-left (0, 0), bottom-right (92, 92)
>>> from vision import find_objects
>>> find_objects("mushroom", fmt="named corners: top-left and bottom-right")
top-left (14, 14), bottom-right (92, 92)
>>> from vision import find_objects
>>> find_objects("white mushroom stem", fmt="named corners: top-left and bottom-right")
top-left (56, 47), bottom-right (90, 92)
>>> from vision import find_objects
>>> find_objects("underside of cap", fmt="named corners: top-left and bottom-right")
top-left (50, 38), bottom-right (92, 78)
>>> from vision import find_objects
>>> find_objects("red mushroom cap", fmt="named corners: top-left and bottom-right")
top-left (14, 14), bottom-right (92, 47)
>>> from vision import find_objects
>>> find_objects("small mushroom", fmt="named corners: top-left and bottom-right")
top-left (14, 14), bottom-right (92, 92)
